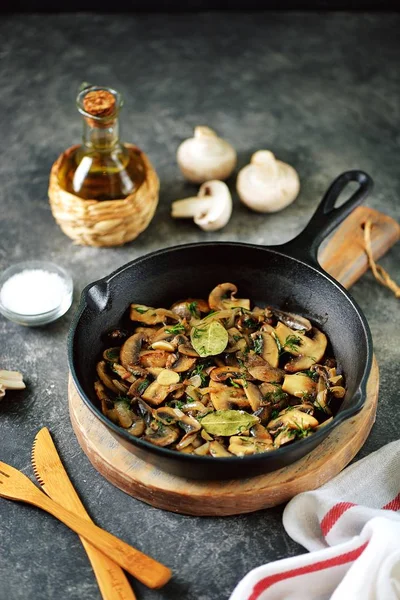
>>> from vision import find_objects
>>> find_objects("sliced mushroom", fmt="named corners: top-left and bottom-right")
top-left (180, 401), bottom-right (210, 417)
top-left (243, 353), bottom-right (284, 383)
top-left (130, 305), bottom-right (179, 325)
top-left (134, 327), bottom-right (158, 342)
top-left (209, 440), bottom-right (232, 457)
top-left (270, 308), bottom-right (312, 332)
top-left (141, 381), bottom-right (173, 406)
top-left (143, 422), bottom-right (179, 447)
top-left (96, 361), bottom-right (120, 394)
top-left (127, 378), bottom-right (146, 398)
top-left (228, 435), bottom-right (274, 456)
top-left (209, 366), bottom-right (247, 382)
top-left (243, 381), bottom-right (263, 411)
top-left (119, 333), bottom-right (143, 370)
top-left (256, 332), bottom-right (279, 368)
top-left (282, 374), bottom-right (317, 399)
top-left (113, 400), bottom-right (135, 428)
top-left (94, 380), bottom-right (113, 414)
top-left (330, 386), bottom-right (346, 398)
top-left (194, 441), bottom-right (211, 456)
top-left (176, 431), bottom-right (199, 450)
top-left (170, 355), bottom-right (197, 373)
top-left (127, 416), bottom-right (146, 437)
top-left (275, 322), bottom-right (327, 372)
top-left (209, 380), bottom-right (250, 410)
top-left (314, 382), bottom-right (332, 415)
top-left (137, 399), bottom-right (156, 425)
top-left (155, 406), bottom-right (183, 424)
top-left (112, 363), bottom-right (136, 383)
top-left (139, 350), bottom-right (170, 368)
top-left (171, 299), bottom-right (209, 320)
top-left (208, 283), bottom-right (250, 311)
top-left (103, 347), bottom-right (121, 363)
top-left (267, 408), bottom-right (319, 434)
top-left (178, 343), bottom-right (199, 357)
top-left (112, 379), bottom-right (130, 394)
top-left (250, 423), bottom-right (273, 442)
top-left (273, 428), bottom-right (297, 447)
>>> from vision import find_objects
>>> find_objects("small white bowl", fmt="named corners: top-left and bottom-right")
top-left (0, 260), bottom-right (73, 326)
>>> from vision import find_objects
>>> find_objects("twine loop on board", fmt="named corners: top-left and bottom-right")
top-left (364, 220), bottom-right (400, 299)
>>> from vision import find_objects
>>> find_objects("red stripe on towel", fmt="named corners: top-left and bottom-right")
top-left (249, 541), bottom-right (368, 600)
top-left (320, 502), bottom-right (357, 536)
top-left (383, 493), bottom-right (400, 511)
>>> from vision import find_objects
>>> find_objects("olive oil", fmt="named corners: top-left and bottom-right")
top-left (57, 86), bottom-right (146, 201)
top-left (58, 144), bottom-right (146, 201)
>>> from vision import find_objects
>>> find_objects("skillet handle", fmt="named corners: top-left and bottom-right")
top-left (280, 170), bottom-right (374, 264)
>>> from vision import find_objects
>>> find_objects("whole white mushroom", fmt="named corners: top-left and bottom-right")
top-left (177, 126), bottom-right (237, 184)
top-left (237, 150), bottom-right (300, 213)
top-left (171, 180), bottom-right (232, 232)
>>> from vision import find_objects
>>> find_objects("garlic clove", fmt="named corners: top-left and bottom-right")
top-left (171, 180), bottom-right (232, 232)
top-left (177, 126), bottom-right (237, 184)
top-left (237, 150), bottom-right (300, 213)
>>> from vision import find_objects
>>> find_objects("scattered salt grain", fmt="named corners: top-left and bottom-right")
top-left (0, 269), bottom-right (68, 315)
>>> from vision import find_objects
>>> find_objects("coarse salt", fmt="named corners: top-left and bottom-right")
top-left (0, 269), bottom-right (68, 315)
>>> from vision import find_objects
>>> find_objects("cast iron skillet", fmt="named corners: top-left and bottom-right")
top-left (69, 170), bottom-right (374, 480)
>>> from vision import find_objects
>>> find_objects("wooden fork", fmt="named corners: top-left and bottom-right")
top-left (0, 461), bottom-right (171, 589)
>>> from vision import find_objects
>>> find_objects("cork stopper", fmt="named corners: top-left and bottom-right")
top-left (81, 89), bottom-right (117, 128)
top-left (83, 90), bottom-right (116, 118)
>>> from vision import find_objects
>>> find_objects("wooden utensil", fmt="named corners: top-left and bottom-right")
top-left (0, 460), bottom-right (171, 589)
top-left (31, 428), bottom-right (137, 600)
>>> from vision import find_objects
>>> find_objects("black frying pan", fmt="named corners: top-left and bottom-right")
top-left (69, 170), bottom-right (374, 480)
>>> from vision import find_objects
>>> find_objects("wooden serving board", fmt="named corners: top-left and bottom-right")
top-left (69, 207), bottom-right (399, 516)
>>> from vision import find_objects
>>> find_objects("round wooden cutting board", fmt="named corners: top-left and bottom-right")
top-left (68, 357), bottom-right (378, 517)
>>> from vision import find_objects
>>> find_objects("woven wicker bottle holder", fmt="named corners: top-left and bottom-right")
top-left (48, 144), bottom-right (159, 247)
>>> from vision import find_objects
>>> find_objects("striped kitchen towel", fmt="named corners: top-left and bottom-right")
top-left (230, 440), bottom-right (400, 600)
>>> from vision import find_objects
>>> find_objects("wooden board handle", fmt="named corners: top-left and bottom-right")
top-left (319, 207), bottom-right (400, 289)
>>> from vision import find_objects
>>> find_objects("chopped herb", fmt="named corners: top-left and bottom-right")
top-left (304, 369), bottom-right (319, 382)
top-left (115, 395), bottom-right (130, 404)
top-left (175, 400), bottom-right (186, 410)
top-left (243, 318), bottom-right (257, 329)
top-left (253, 335), bottom-right (263, 355)
top-left (282, 335), bottom-right (302, 354)
top-left (187, 301), bottom-right (198, 317)
top-left (135, 306), bottom-right (150, 314)
top-left (273, 333), bottom-right (282, 353)
top-left (233, 334), bottom-right (242, 342)
top-left (301, 391), bottom-right (315, 402)
top-left (271, 409), bottom-right (280, 419)
top-left (165, 323), bottom-right (186, 334)
top-left (156, 422), bottom-right (166, 434)
top-left (137, 379), bottom-right (150, 395)
top-left (264, 387), bottom-right (288, 403)
top-left (191, 326), bottom-right (203, 339)
top-left (229, 378), bottom-right (240, 388)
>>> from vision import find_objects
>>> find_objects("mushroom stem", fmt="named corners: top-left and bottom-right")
top-left (171, 197), bottom-right (212, 219)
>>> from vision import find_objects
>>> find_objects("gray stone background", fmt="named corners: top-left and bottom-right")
top-left (0, 11), bottom-right (399, 600)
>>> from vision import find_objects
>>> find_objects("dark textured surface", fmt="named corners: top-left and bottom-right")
top-left (0, 12), bottom-right (399, 600)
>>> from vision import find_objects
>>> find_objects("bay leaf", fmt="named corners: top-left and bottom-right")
top-left (200, 410), bottom-right (259, 436)
top-left (190, 320), bottom-right (228, 357)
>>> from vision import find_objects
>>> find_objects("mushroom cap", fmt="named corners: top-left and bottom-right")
top-left (237, 150), bottom-right (300, 213)
top-left (198, 180), bottom-right (234, 231)
top-left (177, 126), bottom-right (237, 184)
